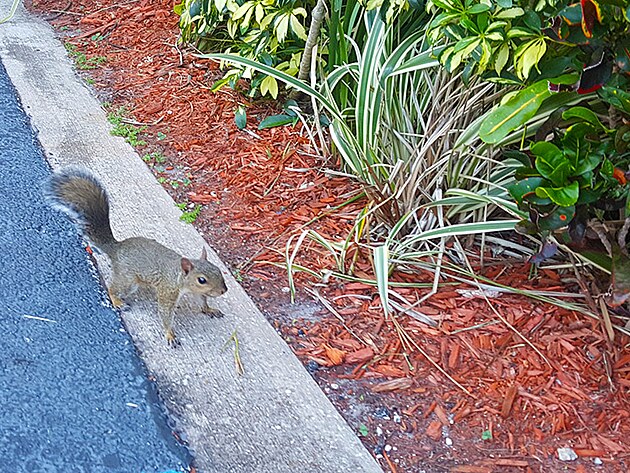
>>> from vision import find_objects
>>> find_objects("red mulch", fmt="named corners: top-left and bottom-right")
top-left (28, 1), bottom-right (630, 471)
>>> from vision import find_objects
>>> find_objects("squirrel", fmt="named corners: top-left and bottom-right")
top-left (45, 166), bottom-right (228, 347)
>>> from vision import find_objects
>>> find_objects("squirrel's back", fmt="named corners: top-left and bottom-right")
top-left (45, 167), bottom-right (116, 249)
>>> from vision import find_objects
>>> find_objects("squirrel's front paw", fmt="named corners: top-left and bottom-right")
top-left (202, 306), bottom-right (224, 318)
top-left (165, 329), bottom-right (181, 348)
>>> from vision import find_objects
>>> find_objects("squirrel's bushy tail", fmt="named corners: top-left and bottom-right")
top-left (45, 167), bottom-right (116, 248)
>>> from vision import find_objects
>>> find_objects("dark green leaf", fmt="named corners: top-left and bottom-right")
top-left (562, 123), bottom-right (598, 168)
top-left (514, 166), bottom-right (540, 180)
top-left (503, 149), bottom-right (532, 166)
top-left (469, 4), bottom-right (491, 14)
top-left (532, 142), bottom-right (572, 186)
top-left (258, 114), bottom-right (297, 130)
top-left (508, 177), bottom-right (544, 204)
top-left (601, 158), bottom-right (614, 177)
top-left (537, 205), bottom-right (576, 231)
top-left (574, 150), bottom-right (602, 175)
top-left (577, 187), bottom-right (600, 204)
top-left (599, 85), bottom-right (630, 114)
top-left (515, 218), bottom-right (540, 235)
top-left (535, 181), bottom-right (580, 206)
top-left (235, 105), bottom-right (247, 130)
top-left (522, 10), bottom-right (541, 30)
top-left (562, 106), bottom-right (608, 130)
top-left (283, 99), bottom-right (299, 116)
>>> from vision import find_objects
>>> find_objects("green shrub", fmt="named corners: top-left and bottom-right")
top-left (175, 0), bottom-right (311, 98)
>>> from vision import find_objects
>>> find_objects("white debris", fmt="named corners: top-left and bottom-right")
top-left (557, 447), bottom-right (578, 461)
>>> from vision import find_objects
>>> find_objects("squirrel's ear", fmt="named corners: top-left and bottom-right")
top-left (200, 247), bottom-right (208, 261)
top-left (181, 257), bottom-right (194, 275)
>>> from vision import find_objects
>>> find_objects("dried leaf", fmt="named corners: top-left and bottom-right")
top-left (322, 344), bottom-right (346, 366)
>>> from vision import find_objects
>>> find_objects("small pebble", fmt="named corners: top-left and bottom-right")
top-left (384, 445), bottom-right (392, 453)
top-left (330, 383), bottom-right (339, 390)
top-left (305, 360), bottom-right (319, 374)
top-left (376, 426), bottom-right (383, 436)
top-left (373, 406), bottom-right (391, 420)
top-left (393, 412), bottom-right (402, 423)
top-left (557, 447), bottom-right (578, 462)
top-left (593, 457), bottom-right (603, 466)
top-left (445, 437), bottom-right (453, 447)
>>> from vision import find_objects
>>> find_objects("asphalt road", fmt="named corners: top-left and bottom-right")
top-left (0, 60), bottom-right (192, 472)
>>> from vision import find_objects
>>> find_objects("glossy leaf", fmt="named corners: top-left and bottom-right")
top-left (479, 80), bottom-right (551, 144)
top-left (537, 205), bottom-right (576, 231)
top-left (508, 176), bottom-right (544, 204)
top-left (235, 105), bottom-right (247, 130)
top-left (258, 113), bottom-right (297, 129)
top-left (561, 106), bottom-right (608, 130)
top-left (535, 181), bottom-right (580, 206)
top-left (532, 142), bottom-right (572, 186)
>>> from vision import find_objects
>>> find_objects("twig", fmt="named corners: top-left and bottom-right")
top-left (598, 296), bottom-right (615, 342)
top-left (452, 239), bottom-right (552, 368)
top-left (73, 19), bottom-right (118, 40)
top-left (306, 288), bottom-right (373, 348)
top-left (48, 2), bottom-right (76, 20)
top-left (222, 329), bottom-right (244, 376)
top-left (392, 316), bottom-right (476, 399)
top-left (121, 116), bottom-right (164, 126)
top-left (172, 35), bottom-right (184, 66)
top-left (90, 0), bottom-right (141, 16)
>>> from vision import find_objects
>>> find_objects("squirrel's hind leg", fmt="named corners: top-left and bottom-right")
top-left (108, 270), bottom-right (137, 309)
top-left (157, 288), bottom-right (180, 347)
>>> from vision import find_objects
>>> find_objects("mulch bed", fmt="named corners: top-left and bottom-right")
top-left (28, 1), bottom-right (630, 471)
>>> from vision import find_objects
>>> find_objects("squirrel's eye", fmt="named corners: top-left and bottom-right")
top-left (197, 277), bottom-right (207, 284)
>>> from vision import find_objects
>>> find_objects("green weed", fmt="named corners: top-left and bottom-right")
top-left (176, 202), bottom-right (202, 224)
top-left (142, 151), bottom-right (167, 164)
top-left (106, 106), bottom-right (147, 146)
top-left (64, 42), bottom-right (106, 70)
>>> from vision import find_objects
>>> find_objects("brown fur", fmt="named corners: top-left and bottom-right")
top-left (46, 167), bottom-right (228, 346)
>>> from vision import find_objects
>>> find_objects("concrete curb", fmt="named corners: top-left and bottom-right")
top-left (0, 3), bottom-right (383, 472)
